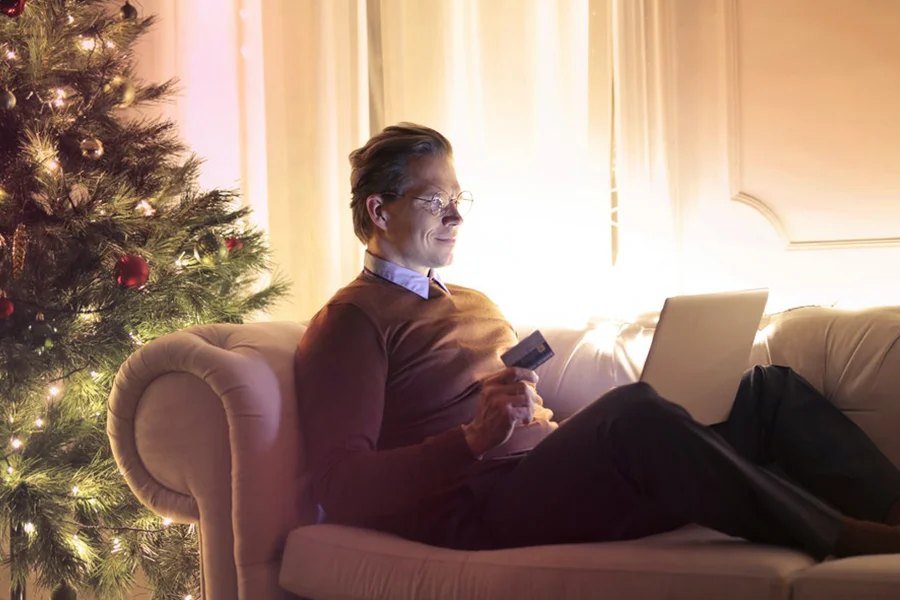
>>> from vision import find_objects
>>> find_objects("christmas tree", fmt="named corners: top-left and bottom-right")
top-left (0, 0), bottom-right (287, 598)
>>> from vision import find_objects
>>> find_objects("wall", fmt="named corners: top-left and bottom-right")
top-left (670, 0), bottom-right (900, 312)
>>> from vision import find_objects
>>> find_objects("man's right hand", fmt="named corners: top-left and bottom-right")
top-left (462, 367), bottom-right (539, 458)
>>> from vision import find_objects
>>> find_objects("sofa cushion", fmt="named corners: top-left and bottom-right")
top-left (279, 524), bottom-right (816, 600)
top-left (790, 555), bottom-right (900, 600)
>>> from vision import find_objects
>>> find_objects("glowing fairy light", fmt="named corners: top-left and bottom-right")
top-left (34, 418), bottom-right (43, 428)
top-left (48, 385), bottom-right (60, 397)
top-left (136, 200), bottom-right (156, 216)
top-left (162, 517), bottom-right (173, 527)
top-left (79, 37), bottom-right (97, 52)
top-left (6, 50), bottom-right (15, 60)
top-left (7, 466), bottom-right (13, 474)
top-left (10, 438), bottom-right (22, 450)
top-left (23, 523), bottom-right (34, 535)
top-left (71, 485), bottom-right (79, 496)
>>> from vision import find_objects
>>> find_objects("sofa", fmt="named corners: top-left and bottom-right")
top-left (106, 306), bottom-right (900, 600)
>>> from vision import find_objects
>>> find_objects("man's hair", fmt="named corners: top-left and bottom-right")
top-left (349, 123), bottom-right (453, 243)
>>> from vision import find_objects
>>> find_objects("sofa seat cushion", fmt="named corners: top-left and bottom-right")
top-left (279, 524), bottom-right (816, 600)
top-left (790, 554), bottom-right (900, 600)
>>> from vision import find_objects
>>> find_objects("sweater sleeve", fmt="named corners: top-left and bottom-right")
top-left (294, 303), bottom-right (479, 524)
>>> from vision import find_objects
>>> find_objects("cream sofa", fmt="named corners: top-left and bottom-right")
top-left (107, 306), bottom-right (900, 600)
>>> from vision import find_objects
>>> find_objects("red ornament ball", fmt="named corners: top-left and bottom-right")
top-left (226, 237), bottom-right (243, 252)
top-left (1, 0), bottom-right (26, 18)
top-left (115, 254), bottom-right (149, 288)
top-left (0, 298), bottom-right (13, 318)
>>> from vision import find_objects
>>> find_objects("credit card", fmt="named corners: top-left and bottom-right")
top-left (501, 330), bottom-right (555, 371)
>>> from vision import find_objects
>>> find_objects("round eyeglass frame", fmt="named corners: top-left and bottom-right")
top-left (381, 190), bottom-right (474, 216)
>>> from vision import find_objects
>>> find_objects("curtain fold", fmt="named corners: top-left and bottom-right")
top-left (372, 0), bottom-right (614, 326)
top-left (137, 0), bottom-right (678, 324)
top-left (610, 0), bottom-right (679, 314)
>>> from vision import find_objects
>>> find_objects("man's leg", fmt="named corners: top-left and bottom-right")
top-left (712, 365), bottom-right (900, 524)
top-left (479, 382), bottom-right (844, 559)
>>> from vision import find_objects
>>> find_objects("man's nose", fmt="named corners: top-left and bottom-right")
top-left (442, 202), bottom-right (463, 225)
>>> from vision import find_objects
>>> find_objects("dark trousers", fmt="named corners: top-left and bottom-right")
top-left (470, 365), bottom-right (900, 560)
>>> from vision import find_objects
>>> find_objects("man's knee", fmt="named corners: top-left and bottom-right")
top-left (590, 382), bottom-right (679, 423)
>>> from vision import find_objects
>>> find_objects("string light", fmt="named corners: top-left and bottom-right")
top-left (53, 88), bottom-right (66, 108)
top-left (79, 37), bottom-right (97, 52)
top-left (129, 332), bottom-right (144, 346)
top-left (44, 159), bottom-right (60, 173)
top-left (136, 200), bottom-right (156, 216)
top-left (162, 517), bottom-right (172, 527)
top-left (23, 523), bottom-right (34, 534)
top-left (67, 14), bottom-right (74, 24)
top-left (105, 41), bottom-right (116, 49)
top-left (48, 385), bottom-right (60, 397)
top-left (90, 371), bottom-right (99, 379)
top-left (34, 418), bottom-right (43, 428)
top-left (71, 485), bottom-right (79, 496)
top-left (5, 50), bottom-right (15, 60)
top-left (184, 596), bottom-right (192, 600)
top-left (10, 438), bottom-right (22, 450)
top-left (7, 466), bottom-right (13, 475)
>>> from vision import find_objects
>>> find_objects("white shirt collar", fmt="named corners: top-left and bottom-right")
top-left (363, 252), bottom-right (450, 300)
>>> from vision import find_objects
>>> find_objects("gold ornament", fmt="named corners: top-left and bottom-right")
top-left (193, 232), bottom-right (227, 265)
top-left (80, 137), bottom-right (104, 159)
top-left (102, 76), bottom-right (135, 108)
top-left (0, 89), bottom-right (15, 110)
top-left (12, 223), bottom-right (27, 279)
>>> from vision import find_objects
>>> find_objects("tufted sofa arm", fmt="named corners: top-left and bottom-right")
top-left (107, 321), bottom-right (313, 600)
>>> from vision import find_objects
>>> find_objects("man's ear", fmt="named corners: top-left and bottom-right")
top-left (366, 194), bottom-right (390, 232)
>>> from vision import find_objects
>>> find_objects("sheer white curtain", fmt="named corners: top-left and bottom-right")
top-left (136, 0), bottom-right (676, 324)
top-left (610, 0), bottom-right (679, 315)
top-left (370, 0), bottom-right (614, 325)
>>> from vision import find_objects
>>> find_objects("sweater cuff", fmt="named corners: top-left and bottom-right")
top-left (426, 426), bottom-right (481, 469)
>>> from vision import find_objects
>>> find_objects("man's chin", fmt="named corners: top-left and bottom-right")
top-left (435, 252), bottom-right (454, 269)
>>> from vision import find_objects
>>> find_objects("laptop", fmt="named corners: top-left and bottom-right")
top-left (639, 288), bottom-right (769, 425)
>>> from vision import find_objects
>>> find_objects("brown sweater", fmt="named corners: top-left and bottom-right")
top-left (295, 270), bottom-right (544, 530)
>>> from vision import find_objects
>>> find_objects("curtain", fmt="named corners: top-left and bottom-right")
top-left (136, 0), bottom-right (676, 325)
top-left (610, 0), bottom-right (679, 316)
top-left (369, 0), bottom-right (614, 325)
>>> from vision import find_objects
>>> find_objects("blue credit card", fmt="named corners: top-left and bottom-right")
top-left (501, 330), bottom-right (555, 370)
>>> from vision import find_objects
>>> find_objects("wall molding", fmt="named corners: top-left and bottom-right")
top-left (721, 0), bottom-right (900, 251)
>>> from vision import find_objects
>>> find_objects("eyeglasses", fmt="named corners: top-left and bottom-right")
top-left (382, 190), bottom-right (474, 217)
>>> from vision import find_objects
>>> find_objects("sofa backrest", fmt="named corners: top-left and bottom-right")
top-left (527, 306), bottom-right (900, 468)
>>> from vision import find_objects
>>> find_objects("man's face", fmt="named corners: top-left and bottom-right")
top-left (376, 155), bottom-right (463, 274)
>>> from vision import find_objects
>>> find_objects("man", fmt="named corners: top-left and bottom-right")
top-left (295, 123), bottom-right (900, 559)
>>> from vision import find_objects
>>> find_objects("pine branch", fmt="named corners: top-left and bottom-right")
top-left (0, 1), bottom-right (290, 596)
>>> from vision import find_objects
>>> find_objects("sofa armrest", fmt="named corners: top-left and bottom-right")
top-left (108, 321), bottom-right (313, 600)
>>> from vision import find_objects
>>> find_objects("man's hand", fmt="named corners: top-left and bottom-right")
top-left (462, 367), bottom-right (540, 458)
